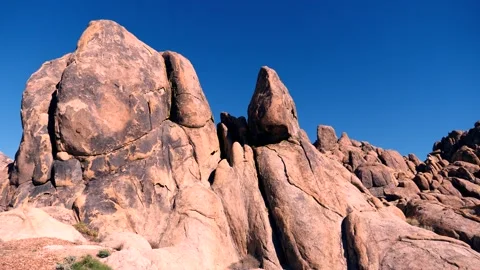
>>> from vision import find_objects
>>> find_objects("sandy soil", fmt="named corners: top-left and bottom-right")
top-left (0, 238), bottom-right (105, 270)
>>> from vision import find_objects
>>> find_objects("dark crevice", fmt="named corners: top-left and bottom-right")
top-left (147, 101), bottom-right (153, 131)
top-left (207, 169), bottom-right (216, 185)
top-left (72, 201), bottom-right (81, 222)
top-left (299, 140), bottom-right (315, 175)
top-left (253, 149), bottom-right (290, 269)
top-left (341, 218), bottom-right (358, 270)
top-left (265, 145), bottom-right (343, 218)
top-left (163, 53), bottom-right (178, 124)
top-left (47, 89), bottom-right (59, 157)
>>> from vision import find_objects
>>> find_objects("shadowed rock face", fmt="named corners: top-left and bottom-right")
top-left (11, 54), bottom-right (71, 186)
top-left (0, 153), bottom-right (12, 211)
top-left (1, 19), bottom-right (480, 270)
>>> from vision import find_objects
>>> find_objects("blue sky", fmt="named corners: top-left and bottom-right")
top-left (1, 1), bottom-right (479, 159)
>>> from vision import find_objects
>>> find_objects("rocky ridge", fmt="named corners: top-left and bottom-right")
top-left (0, 20), bottom-right (479, 269)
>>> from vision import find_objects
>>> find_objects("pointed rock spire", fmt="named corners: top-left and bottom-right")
top-left (248, 66), bottom-right (300, 145)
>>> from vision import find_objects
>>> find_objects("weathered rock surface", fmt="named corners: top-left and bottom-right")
top-left (0, 207), bottom-right (86, 243)
top-left (1, 19), bottom-right (479, 270)
top-left (314, 125), bottom-right (337, 152)
top-left (354, 163), bottom-right (396, 197)
top-left (248, 67), bottom-right (300, 145)
top-left (10, 54), bottom-right (70, 186)
top-left (249, 68), bottom-right (380, 269)
top-left (55, 20), bottom-right (169, 156)
top-left (405, 199), bottom-right (480, 251)
top-left (378, 149), bottom-right (411, 175)
top-left (102, 232), bottom-right (152, 252)
top-left (344, 209), bottom-right (480, 270)
top-left (314, 111), bottom-right (480, 253)
top-left (40, 206), bottom-right (78, 225)
top-left (213, 131), bottom-right (281, 267)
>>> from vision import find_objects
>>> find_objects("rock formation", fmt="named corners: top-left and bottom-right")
top-left (314, 121), bottom-right (480, 254)
top-left (0, 20), bottom-right (479, 269)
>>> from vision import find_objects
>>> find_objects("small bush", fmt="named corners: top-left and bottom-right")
top-left (74, 222), bottom-right (99, 240)
top-left (57, 255), bottom-right (112, 270)
top-left (56, 256), bottom-right (76, 270)
top-left (71, 255), bottom-right (112, 270)
top-left (97, 249), bottom-right (111, 258)
top-left (406, 217), bottom-right (420, 226)
top-left (228, 255), bottom-right (260, 270)
top-left (406, 217), bottom-right (434, 231)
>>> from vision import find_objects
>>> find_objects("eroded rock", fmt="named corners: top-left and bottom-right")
top-left (405, 199), bottom-right (480, 251)
top-left (248, 67), bottom-right (300, 145)
top-left (314, 125), bottom-right (337, 152)
top-left (11, 54), bottom-right (70, 185)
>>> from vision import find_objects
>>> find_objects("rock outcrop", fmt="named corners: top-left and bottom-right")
top-left (0, 152), bottom-right (12, 211)
top-left (313, 121), bottom-right (480, 253)
top-left (0, 20), bottom-right (479, 270)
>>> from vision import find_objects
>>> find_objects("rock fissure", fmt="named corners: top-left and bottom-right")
top-left (265, 145), bottom-right (343, 219)
top-left (252, 149), bottom-right (289, 269)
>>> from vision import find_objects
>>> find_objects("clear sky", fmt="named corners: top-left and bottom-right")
top-left (1, 1), bottom-right (479, 160)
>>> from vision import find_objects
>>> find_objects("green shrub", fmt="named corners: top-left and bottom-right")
top-left (73, 222), bottom-right (99, 240)
top-left (56, 256), bottom-right (76, 270)
top-left (71, 255), bottom-right (112, 270)
top-left (97, 249), bottom-right (111, 258)
top-left (57, 254), bottom-right (112, 270)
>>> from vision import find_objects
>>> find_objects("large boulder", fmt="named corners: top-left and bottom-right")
top-left (55, 20), bottom-right (170, 156)
top-left (344, 209), bottom-right (480, 270)
top-left (354, 163), bottom-right (396, 196)
top-left (0, 207), bottom-right (86, 243)
top-left (10, 54), bottom-right (71, 186)
top-left (451, 146), bottom-right (480, 165)
top-left (378, 149), bottom-right (411, 174)
top-left (405, 199), bottom-right (480, 251)
top-left (451, 177), bottom-right (480, 199)
top-left (433, 130), bottom-right (465, 161)
top-left (314, 125), bottom-right (338, 152)
top-left (163, 51), bottom-right (220, 182)
top-left (248, 67), bottom-right (300, 145)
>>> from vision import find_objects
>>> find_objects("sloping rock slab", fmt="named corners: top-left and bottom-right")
top-left (0, 207), bottom-right (86, 243)
top-left (344, 209), bottom-right (480, 270)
